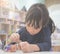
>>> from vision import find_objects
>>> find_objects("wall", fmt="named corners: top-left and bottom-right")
top-left (45, 0), bottom-right (60, 7)
top-left (18, 0), bottom-right (45, 10)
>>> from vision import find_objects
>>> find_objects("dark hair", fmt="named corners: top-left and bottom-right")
top-left (48, 18), bottom-right (55, 33)
top-left (25, 3), bottom-right (49, 29)
top-left (37, 4), bottom-right (55, 33)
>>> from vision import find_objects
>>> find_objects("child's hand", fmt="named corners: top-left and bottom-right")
top-left (20, 42), bottom-right (32, 53)
top-left (10, 44), bottom-right (17, 52)
top-left (7, 33), bottom-right (20, 44)
top-left (6, 44), bottom-right (17, 52)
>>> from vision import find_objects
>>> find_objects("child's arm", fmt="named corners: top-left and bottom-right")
top-left (36, 26), bottom-right (51, 51)
top-left (18, 42), bottom-right (40, 52)
top-left (30, 44), bottom-right (40, 52)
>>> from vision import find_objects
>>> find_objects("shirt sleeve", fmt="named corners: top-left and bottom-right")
top-left (36, 26), bottom-right (51, 51)
top-left (16, 27), bottom-right (27, 41)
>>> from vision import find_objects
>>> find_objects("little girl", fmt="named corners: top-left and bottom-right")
top-left (5, 3), bottom-right (54, 52)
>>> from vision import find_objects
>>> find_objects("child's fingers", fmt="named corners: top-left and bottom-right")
top-left (10, 45), bottom-right (17, 52)
top-left (20, 42), bottom-right (29, 52)
top-left (20, 42), bottom-right (25, 50)
top-left (20, 42), bottom-right (32, 52)
top-left (9, 33), bottom-right (20, 42)
top-left (10, 33), bottom-right (17, 39)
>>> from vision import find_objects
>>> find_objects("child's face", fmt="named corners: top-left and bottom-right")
top-left (26, 23), bottom-right (42, 35)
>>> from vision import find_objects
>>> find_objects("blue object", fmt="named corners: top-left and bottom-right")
top-left (4, 44), bottom-right (11, 51)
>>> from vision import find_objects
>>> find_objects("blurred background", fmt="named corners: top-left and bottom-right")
top-left (0, 0), bottom-right (60, 51)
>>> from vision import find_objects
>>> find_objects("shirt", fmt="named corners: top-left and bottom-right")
top-left (17, 26), bottom-right (51, 51)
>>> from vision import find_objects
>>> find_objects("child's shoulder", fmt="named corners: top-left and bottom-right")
top-left (18, 27), bottom-right (26, 33)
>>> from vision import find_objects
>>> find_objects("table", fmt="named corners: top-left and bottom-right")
top-left (24, 52), bottom-right (60, 54)
top-left (0, 50), bottom-right (23, 54)
top-left (0, 50), bottom-right (60, 54)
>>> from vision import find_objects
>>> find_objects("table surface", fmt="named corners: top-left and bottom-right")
top-left (0, 50), bottom-right (60, 54)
